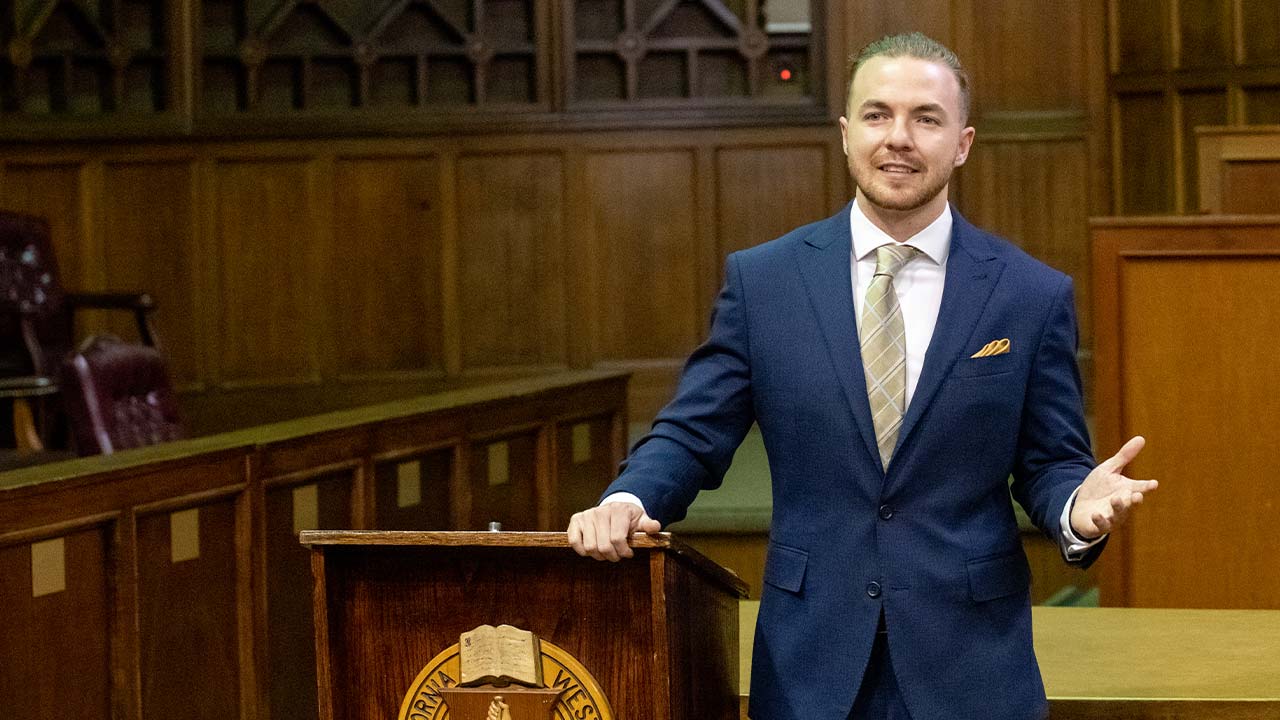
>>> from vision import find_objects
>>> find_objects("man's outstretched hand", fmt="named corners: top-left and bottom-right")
top-left (567, 502), bottom-right (661, 561)
top-left (1070, 436), bottom-right (1159, 539)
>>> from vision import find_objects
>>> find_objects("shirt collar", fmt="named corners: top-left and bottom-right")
top-left (849, 200), bottom-right (953, 266)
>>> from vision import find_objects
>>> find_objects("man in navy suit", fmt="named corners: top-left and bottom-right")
top-left (568, 33), bottom-right (1157, 720)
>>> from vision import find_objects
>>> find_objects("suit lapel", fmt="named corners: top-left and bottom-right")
top-left (793, 205), bottom-right (883, 470)
top-left (892, 212), bottom-right (1005, 464)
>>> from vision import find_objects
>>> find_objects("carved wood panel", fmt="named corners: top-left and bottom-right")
top-left (200, 0), bottom-right (546, 113)
top-left (566, 0), bottom-right (818, 106)
top-left (1, 0), bottom-right (169, 114)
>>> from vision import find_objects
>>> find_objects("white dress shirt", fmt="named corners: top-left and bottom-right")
top-left (607, 202), bottom-right (1102, 557)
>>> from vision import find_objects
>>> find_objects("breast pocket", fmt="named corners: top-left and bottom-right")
top-left (951, 352), bottom-right (1020, 379)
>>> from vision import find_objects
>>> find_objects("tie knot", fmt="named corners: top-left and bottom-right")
top-left (873, 244), bottom-right (920, 278)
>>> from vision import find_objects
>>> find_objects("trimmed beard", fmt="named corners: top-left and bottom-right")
top-left (852, 163), bottom-right (954, 213)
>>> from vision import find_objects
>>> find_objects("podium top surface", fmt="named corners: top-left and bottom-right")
top-left (300, 530), bottom-right (749, 597)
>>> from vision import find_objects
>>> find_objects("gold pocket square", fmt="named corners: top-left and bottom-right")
top-left (970, 338), bottom-right (1011, 358)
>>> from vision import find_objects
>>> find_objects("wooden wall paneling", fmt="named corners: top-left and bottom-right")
top-left (196, 155), bottom-right (221, 391)
top-left (455, 152), bottom-right (567, 372)
top-left (1119, 252), bottom-right (1280, 607)
top-left (373, 446), bottom-right (454, 530)
top-left (330, 155), bottom-right (445, 379)
top-left (960, 140), bottom-right (1093, 344)
top-left (1240, 0), bottom-right (1280, 64)
top-left (1178, 89), bottom-right (1229, 212)
top-left (263, 471), bottom-right (356, 720)
top-left (1114, 93), bottom-right (1175, 214)
top-left (135, 493), bottom-right (244, 720)
top-left (1084, 0), bottom-right (1113, 217)
top-left (715, 145), bottom-right (830, 260)
top-left (112, 509), bottom-right (142, 720)
top-left (439, 152), bottom-right (463, 377)
top-left (212, 156), bottom-right (322, 388)
top-left (101, 159), bottom-right (202, 387)
top-left (554, 413), bottom-right (626, 527)
top-left (1242, 86), bottom-right (1280, 125)
top-left (0, 162), bottom-right (88, 288)
top-left (562, 147), bottom-right (594, 370)
top-left (954, 0), bottom-right (1087, 113)
top-left (583, 148), bottom-right (701, 360)
top-left (819, 0), bottom-right (845, 120)
top-left (536, 420), bottom-right (555, 529)
top-left (0, 523), bottom-right (113, 720)
top-left (311, 154), bottom-right (339, 385)
top-left (466, 427), bottom-right (541, 531)
top-left (694, 145), bottom-right (718, 334)
top-left (1111, 0), bottom-right (1170, 73)
top-left (244, 452), bottom-right (270, 720)
top-left (1177, 0), bottom-right (1232, 69)
top-left (1091, 220), bottom-right (1280, 608)
top-left (583, 149), bottom-right (700, 419)
top-left (842, 0), bottom-right (953, 66)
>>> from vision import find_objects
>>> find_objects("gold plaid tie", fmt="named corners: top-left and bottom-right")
top-left (861, 244), bottom-right (920, 470)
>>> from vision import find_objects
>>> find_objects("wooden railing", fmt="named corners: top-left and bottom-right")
top-left (0, 370), bottom-right (628, 720)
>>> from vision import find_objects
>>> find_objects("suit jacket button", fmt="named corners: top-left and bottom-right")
top-left (878, 504), bottom-right (894, 520)
top-left (866, 581), bottom-right (882, 598)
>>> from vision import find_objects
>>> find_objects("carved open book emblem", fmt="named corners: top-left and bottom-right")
top-left (398, 625), bottom-right (615, 720)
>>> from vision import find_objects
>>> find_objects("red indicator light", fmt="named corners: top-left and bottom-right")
top-left (779, 68), bottom-right (793, 81)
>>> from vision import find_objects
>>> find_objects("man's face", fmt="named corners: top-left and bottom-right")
top-left (839, 56), bottom-right (975, 215)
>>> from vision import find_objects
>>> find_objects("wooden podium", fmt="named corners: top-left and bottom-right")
top-left (302, 531), bottom-right (748, 720)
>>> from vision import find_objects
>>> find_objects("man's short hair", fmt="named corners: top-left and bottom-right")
top-left (846, 32), bottom-right (971, 122)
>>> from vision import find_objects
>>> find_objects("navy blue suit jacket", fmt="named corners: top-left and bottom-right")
top-left (603, 204), bottom-right (1104, 720)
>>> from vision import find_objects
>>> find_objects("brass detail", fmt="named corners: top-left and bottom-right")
top-left (487, 442), bottom-right (510, 486)
top-left (31, 537), bottom-right (66, 597)
top-left (571, 423), bottom-right (592, 465)
top-left (170, 508), bottom-right (201, 563)
top-left (397, 461), bottom-right (423, 508)
top-left (293, 484), bottom-right (319, 534)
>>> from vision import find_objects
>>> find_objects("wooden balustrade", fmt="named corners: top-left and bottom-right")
top-left (0, 370), bottom-right (627, 720)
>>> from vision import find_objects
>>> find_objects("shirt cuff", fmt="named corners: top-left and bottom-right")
top-left (1059, 485), bottom-right (1106, 559)
top-left (600, 492), bottom-right (646, 514)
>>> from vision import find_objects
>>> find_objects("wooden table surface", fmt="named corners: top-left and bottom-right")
top-left (1033, 607), bottom-right (1280, 700)
top-left (737, 604), bottom-right (1280, 718)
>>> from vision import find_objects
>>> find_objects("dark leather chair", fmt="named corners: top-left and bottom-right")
top-left (61, 335), bottom-right (185, 456)
top-left (0, 210), bottom-right (159, 449)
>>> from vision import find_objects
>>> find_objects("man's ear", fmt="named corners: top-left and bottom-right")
top-left (839, 116), bottom-right (851, 155)
top-left (954, 125), bottom-right (976, 166)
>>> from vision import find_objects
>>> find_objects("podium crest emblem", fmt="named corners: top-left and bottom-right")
top-left (398, 625), bottom-right (614, 720)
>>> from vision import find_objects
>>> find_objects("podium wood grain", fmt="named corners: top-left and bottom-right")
top-left (305, 531), bottom-right (747, 720)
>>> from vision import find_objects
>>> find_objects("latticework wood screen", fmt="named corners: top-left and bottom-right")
top-left (1, 0), bottom-right (819, 126)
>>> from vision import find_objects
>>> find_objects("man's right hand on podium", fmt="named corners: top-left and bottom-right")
top-left (567, 502), bottom-right (661, 561)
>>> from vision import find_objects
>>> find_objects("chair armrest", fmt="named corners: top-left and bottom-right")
top-left (64, 291), bottom-right (155, 312)
top-left (63, 292), bottom-right (161, 347)
top-left (0, 375), bottom-right (57, 398)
